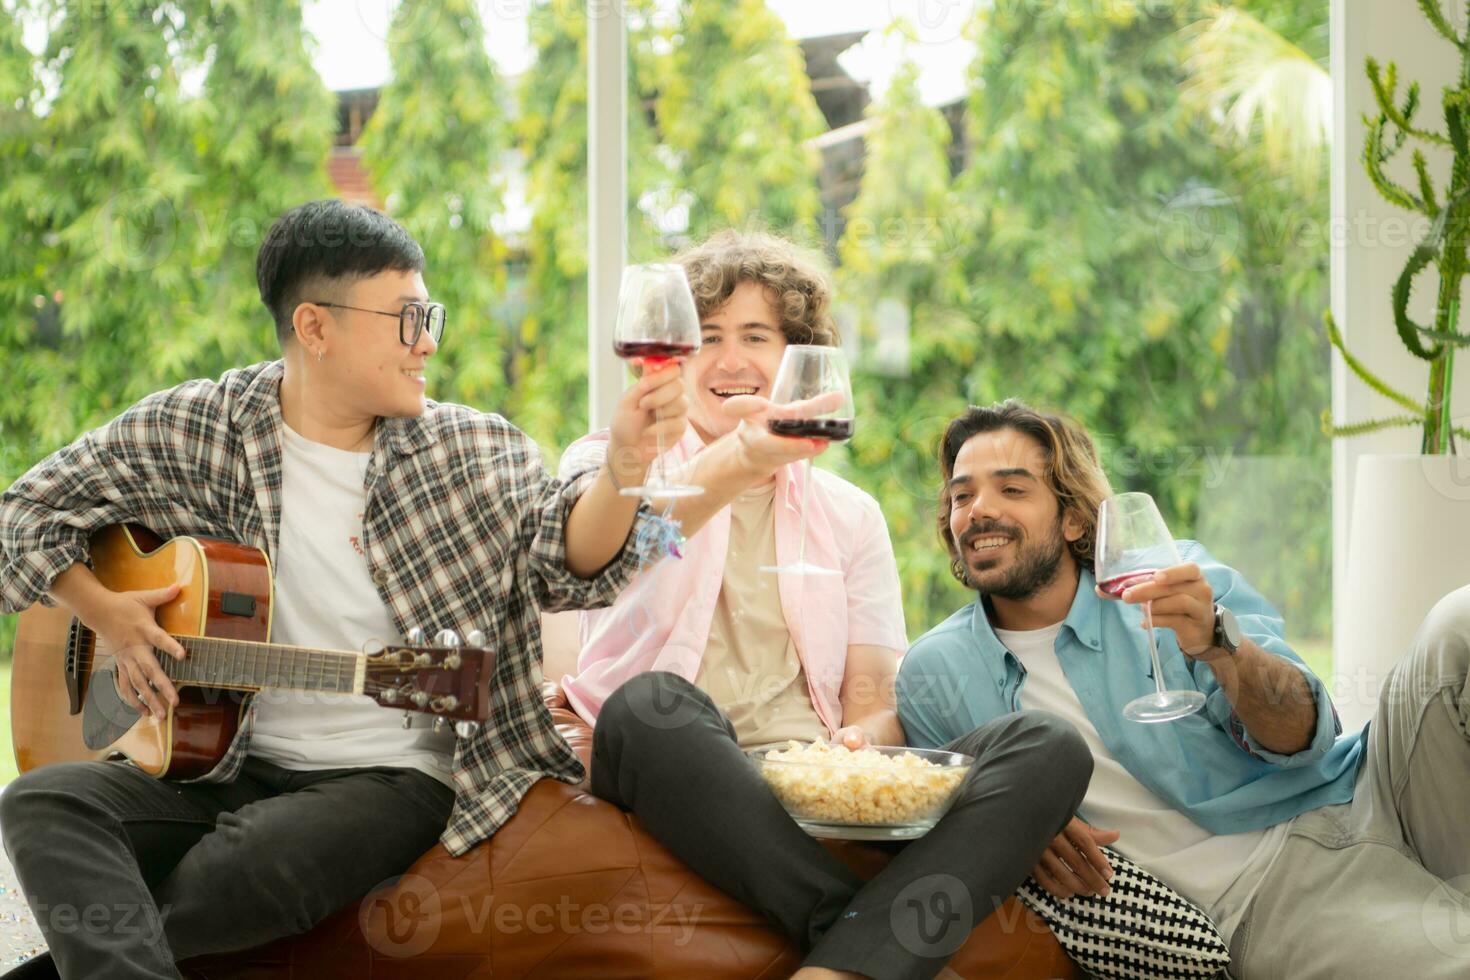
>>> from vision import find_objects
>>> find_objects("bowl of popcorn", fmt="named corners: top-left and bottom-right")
top-left (748, 740), bottom-right (974, 840)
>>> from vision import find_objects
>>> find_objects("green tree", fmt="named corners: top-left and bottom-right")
top-left (514, 0), bottom-right (666, 451)
top-left (657, 0), bottom-right (824, 241)
top-left (833, 54), bottom-right (971, 638)
top-left (21, 1), bottom-right (201, 446)
top-left (0, 4), bottom-right (42, 663)
top-left (0, 4), bottom-right (45, 484)
top-left (2, 1), bottom-right (205, 659)
top-left (1183, 6), bottom-right (1331, 194)
top-left (854, 2), bottom-right (1334, 637)
top-left (359, 0), bottom-right (511, 409)
top-left (189, 0), bottom-right (336, 370)
top-left (1181, 1), bottom-right (1334, 635)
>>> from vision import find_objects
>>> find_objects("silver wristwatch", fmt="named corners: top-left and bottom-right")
top-left (1212, 604), bottom-right (1243, 656)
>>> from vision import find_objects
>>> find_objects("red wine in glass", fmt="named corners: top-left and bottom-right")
top-left (767, 418), bottom-right (855, 442)
top-left (613, 340), bottom-right (698, 365)
top-left (1097, 569), bottom-right (1159, 599)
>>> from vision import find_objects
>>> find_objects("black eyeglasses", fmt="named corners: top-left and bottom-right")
top-left (310, 300), bottom-right (447, 347)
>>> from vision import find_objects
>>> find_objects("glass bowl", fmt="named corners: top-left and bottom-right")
top-left (747, 742), bottom-right (975, 840)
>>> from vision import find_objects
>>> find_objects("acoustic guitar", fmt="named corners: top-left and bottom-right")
top-left (11, 525), bottom-right (491, 779)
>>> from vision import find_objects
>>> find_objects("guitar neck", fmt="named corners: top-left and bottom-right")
top-left (156, 635), bottom-right (364, 695)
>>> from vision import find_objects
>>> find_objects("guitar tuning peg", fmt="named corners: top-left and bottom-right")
top-left (406, 627), bottom-right (426, 645)
top-left (401, 711), bottom-right (414, 730)
top-left (454, 721), bottom-right (480, 739)
top-left (436, 629), bottom-right (461, 648)
top-left (466, 629), bottom-right (486, 648)
top-left (433, 717), bottom-right (449, 734)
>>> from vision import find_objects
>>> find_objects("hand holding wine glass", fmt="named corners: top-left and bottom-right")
top-left (611, 264), bottom-right (703, 498)
top-left (717, 391), bottom-right (839, 479)
top-left (1096, 492), bottom-right (1207, 723)
top-left (607, 364), bottom-right (690, 481)
top-left (758, 345), bottom-right (856, 578)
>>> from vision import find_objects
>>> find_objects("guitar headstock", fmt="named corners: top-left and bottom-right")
top-left (364, 638), bottom-right (492, 723)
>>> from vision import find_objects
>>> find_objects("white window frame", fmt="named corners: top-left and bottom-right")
top-left (587, 3), bottom-right (627, 432)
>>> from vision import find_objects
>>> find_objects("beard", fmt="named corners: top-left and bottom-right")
top-left (960, 515), bottom-right (1067, 601)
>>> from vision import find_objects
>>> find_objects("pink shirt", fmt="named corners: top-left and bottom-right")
top-left (557, 426), bottom-right (908, 734)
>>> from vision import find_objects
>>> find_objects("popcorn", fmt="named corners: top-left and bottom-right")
top-left (755, 740), bottom-right (968, 827)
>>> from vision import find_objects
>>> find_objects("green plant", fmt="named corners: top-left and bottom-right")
top-left (359, 0), bottom-right (511, 411)
top-left (1324, 0), bottom-right (1470, 454)
top-left (657, 0), bottom-right (824, 242)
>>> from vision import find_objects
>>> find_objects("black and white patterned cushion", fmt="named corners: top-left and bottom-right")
top-left (1016, 846), bottom-right (1231, 980)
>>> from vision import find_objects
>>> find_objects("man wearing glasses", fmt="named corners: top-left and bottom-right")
top-left (309, 297), bottom-right (447, 353)
top-left (0, 199), bottom-right (702, 979)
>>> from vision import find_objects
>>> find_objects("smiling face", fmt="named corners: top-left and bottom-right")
top-left (685, 280), bottom-right (789, 442)
top-left (946, 427), bottom-right (1085, 601)
top-left (298, 268), bottom-right (438, 420)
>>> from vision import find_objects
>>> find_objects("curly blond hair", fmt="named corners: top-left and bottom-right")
top-left (675, 229), bottom-right (839, 347)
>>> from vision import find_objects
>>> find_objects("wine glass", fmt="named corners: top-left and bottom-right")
top-left (759, 345), bottom-right (856, 577)
top-left (1096, 492), bottom-right (1207, 723)
top-left (611, 263), bottom-right (703, 498)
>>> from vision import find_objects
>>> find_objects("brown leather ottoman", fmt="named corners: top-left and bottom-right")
top-left (179, 686), bottom-right (1078, 979)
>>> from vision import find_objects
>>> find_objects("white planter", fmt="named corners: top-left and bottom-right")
top-left (1336, 454), bottom-right (1470, 731)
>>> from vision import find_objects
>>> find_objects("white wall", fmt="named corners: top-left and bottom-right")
top-left (1332, 0), bottom-right (1470, 725)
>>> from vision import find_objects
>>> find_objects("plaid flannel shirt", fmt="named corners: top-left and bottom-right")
top-left (0, 360), bottom-right (652, 856)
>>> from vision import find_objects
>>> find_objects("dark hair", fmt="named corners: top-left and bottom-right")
top-left (937, 399), bottom-right (1113, 581)
top-left (256, 199), bottom-right (425, 346)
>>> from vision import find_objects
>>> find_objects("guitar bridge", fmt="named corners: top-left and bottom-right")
top-left (63, 616), bottom-right (91, 716)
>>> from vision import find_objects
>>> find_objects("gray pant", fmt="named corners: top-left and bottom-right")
top-left (1231, 584), bottom-right (1470, 979)
top-left (0, 755), bottom-right (453, 980)
top-left (591, 671), bottom-right (1092, 980)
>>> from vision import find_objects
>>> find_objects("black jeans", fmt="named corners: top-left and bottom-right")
top-left (590, 672), bottom-right (1091, 980)
top-left (0, 755), bottom-right (454, 980)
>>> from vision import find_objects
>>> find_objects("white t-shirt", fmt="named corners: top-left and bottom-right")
top-left (997, 622), bottom-right (1289, 945)
top-left (248, 423), bottom-right (456, 788)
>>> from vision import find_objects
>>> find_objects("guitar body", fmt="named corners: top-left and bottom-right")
top-left (11, 525), bottom-right (273, 779)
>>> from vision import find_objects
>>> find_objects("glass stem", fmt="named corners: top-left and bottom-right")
top-left (795, 459), bottom-right (813, 566)
top-left (647, 401), bottom-right (665, 492)
top-left (1143, 599), bottom-right (1167, 695)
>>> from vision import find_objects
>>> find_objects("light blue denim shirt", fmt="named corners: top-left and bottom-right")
top-left (897, 541), bottom-right (1365, 835)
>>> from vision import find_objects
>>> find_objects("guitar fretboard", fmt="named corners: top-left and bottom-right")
top-left (153, 634), bottom-right (362, 694)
